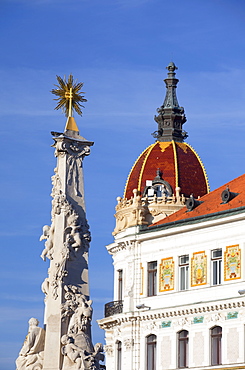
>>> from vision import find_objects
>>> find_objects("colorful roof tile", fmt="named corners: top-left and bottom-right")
top-left (124, 141), bottom-right (209, 199)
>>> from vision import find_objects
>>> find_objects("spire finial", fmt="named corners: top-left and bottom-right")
top-left (166, 61), bottom-right (178, 73)
top-left (51, 75), bottom-right (87, 132)
top-left (153, 62), bottom-right (188, 143)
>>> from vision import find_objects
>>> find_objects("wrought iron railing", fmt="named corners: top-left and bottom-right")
top-left (104, 300), bottom-right (123, 317)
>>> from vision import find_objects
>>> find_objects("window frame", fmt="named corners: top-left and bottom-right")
top-left (147, 261), bottom-right (157, 297)
top-left (146, 334), bottom-right (157, 370)
top-left (116, 340), bottom-right (122, 370)
top-left (117, 269), bottom-right (123, 301)
top-left (210, 326), bottom-right (222, 366)
top-left (178, 330), bottom-right (189, 368)
top-left (179, 255), bottom-right (189, 291)
top-left (211, 249), bottom-right (222, 286)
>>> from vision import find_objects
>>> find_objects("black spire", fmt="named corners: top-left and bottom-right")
top-left (153, 62), bottom-right (188, 142)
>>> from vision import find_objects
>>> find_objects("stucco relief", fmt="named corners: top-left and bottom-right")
top-left (104, 345), bottom-right (113, 357)
top-left (125, 262), bottom-right (134, 297)
top-left (123, 338), bottom-right (134, 350)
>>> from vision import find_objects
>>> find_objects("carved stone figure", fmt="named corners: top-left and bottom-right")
top-left (65, 214), bottom-right (84, 252)
top-left (61, 338), bottom-right (104, 370)
top-left (61, 285), bottom-right (93, 338)
top-left (16, 318), bottom-right (45, 370)
top-left (60, 285), bottom-right (104, 370)
top-left (61, 334), bottom-right (85, 370)
top-left (40, 223), bottom-right (55, 261)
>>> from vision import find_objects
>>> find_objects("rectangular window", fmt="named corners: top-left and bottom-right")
top-left (211, 249), bottom-right (222, 285)
top-left (179, 255), bottom-right (189, 291)
top-left (147, 261), bottom-right (157, 296)
top-left (117, 341), bottom-right (122, 370)
top-left (118, 269), bottom-right (123, 301)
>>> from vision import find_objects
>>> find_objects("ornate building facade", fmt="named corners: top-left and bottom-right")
top-left (98, 64), bottom-right (245, 370)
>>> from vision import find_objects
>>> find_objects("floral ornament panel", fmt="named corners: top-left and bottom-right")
top-left (159, 257), bottom-right (174, 292)
top-left (224, 245), bottom-right (241, 281)
top-left (191, 251), bottom-right (207, 287)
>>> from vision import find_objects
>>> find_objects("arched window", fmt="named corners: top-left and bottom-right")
top-left (116, 341), bottom-right (122, 370)
top-left (146, 334), bottom-right (156, 370)
top-left (211, 326), bottom-right (222, 365)
top-left (178, 330), bottom-right (188, 368)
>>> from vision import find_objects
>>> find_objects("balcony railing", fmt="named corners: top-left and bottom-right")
top-left (104, 300), bottom-right (123, 317)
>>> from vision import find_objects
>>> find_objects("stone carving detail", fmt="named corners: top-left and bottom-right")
top-left (61, 285), bottom-right (104, 370)
top-left (113, 187), bottom-right (187, 235)
top-left (125, 262), bottom-right (134, 297)
top-left (113, 189), bottom-right (148, 235)
top-left (123, 338), bottom-right (134, 350)
top-left (104, 344), bottom-right (113, 356)
top-left (65, 213), bottom-right (91, 254)
top-left (16, 318), bottom-right (45, 370)
top-left (51, 167), bottom-right (62, 197)
top-left (40, 190), bottom-right (91, 299)
top-left (54, 140), bottom-right (90, 197)
top-left (206, 313), bottom-right (224, 323)
top-left (40, 224), bottom-right (55, 261)
top-left (41, 277), bottom-right (50, 301)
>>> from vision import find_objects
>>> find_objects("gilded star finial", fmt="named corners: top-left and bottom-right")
top-left (51, 75), bottom-right (87, 118)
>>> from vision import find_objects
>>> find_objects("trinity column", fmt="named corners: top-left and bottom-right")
top-left (16, 76), bottom-right (104, 370)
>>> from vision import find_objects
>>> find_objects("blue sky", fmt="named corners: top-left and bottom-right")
top-left (1, 0), bottom-right (245, 368)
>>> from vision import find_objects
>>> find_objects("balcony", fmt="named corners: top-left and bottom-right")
top-left (104, 300), bottom-right (123, 317)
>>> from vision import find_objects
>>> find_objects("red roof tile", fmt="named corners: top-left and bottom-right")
top-left (152, 173), bottom-right (245, 227)
top-left (124, 141), bottom-right (209, 199)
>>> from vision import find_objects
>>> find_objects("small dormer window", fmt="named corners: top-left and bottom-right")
top-left (143, 170), bottom-right (173, 198)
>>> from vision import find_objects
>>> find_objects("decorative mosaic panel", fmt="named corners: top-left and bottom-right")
top-left (161, 321), bottom-right (171, 328)
top-left (191, 251), bottom-right (207, 286)
top-left (227, 311), bottom-right (238, 320)
top-left (193, 316), bottom-right (204, 324)
top-left (224, 245), bottom-right (241, 281)
top-left (140, 263), bottom-right (144, 295)
top-left (159, 257), bottom-right (174, 292)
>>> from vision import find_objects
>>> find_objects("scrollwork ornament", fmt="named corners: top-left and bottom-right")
top-left (104, 345), bottom-right (113, 356)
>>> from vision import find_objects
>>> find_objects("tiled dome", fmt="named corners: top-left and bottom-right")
top-left (124, 141), bottom-right (209, 199)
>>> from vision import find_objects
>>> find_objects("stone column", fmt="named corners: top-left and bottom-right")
top-left (41, 129), bottom-right (93, 370)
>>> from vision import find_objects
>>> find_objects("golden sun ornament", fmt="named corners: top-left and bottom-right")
top-left (51, 75), bottom-right (87, 117)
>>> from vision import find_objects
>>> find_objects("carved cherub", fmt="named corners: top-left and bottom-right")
top-left (65, 214), bottom-right (83, 252)
top-left (61, 334), bottom-right (85, 370)
top-left (40, 223), bottom-right (55, 261)
top-left (93, 343), bottom-right (104, 366)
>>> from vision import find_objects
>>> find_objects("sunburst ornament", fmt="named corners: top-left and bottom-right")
top-left (51, 75), bottom-right (87, 117)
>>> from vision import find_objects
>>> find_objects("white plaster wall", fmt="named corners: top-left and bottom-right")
top-left (102, 212), bottom-right (245, 370)
top-left (160, 335), bottom-right (171, 370)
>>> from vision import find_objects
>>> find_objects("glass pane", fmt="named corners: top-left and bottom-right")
top-left (218, 260), bottom-right (222, 284)
top-left (117, 342), bottom-right (122, 370)
top-left (211, 327), bottom-right (222, 365)
top-left (148, 262), bottom-right (157, 296)
top-left (180, 267), bottom-right (185, 290)
top-left (186, 266), bottom-right (189, 289)
top-left (118, 270), bottom-right (123, 301)
top-left (213, 261), bottom-right (217, 285)
top-left (147, 336), bottom-right (156, 370)
top-left (178, 331), bottom-right (188, 368)
top-left (213, 249), bottom-right (222, 258)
